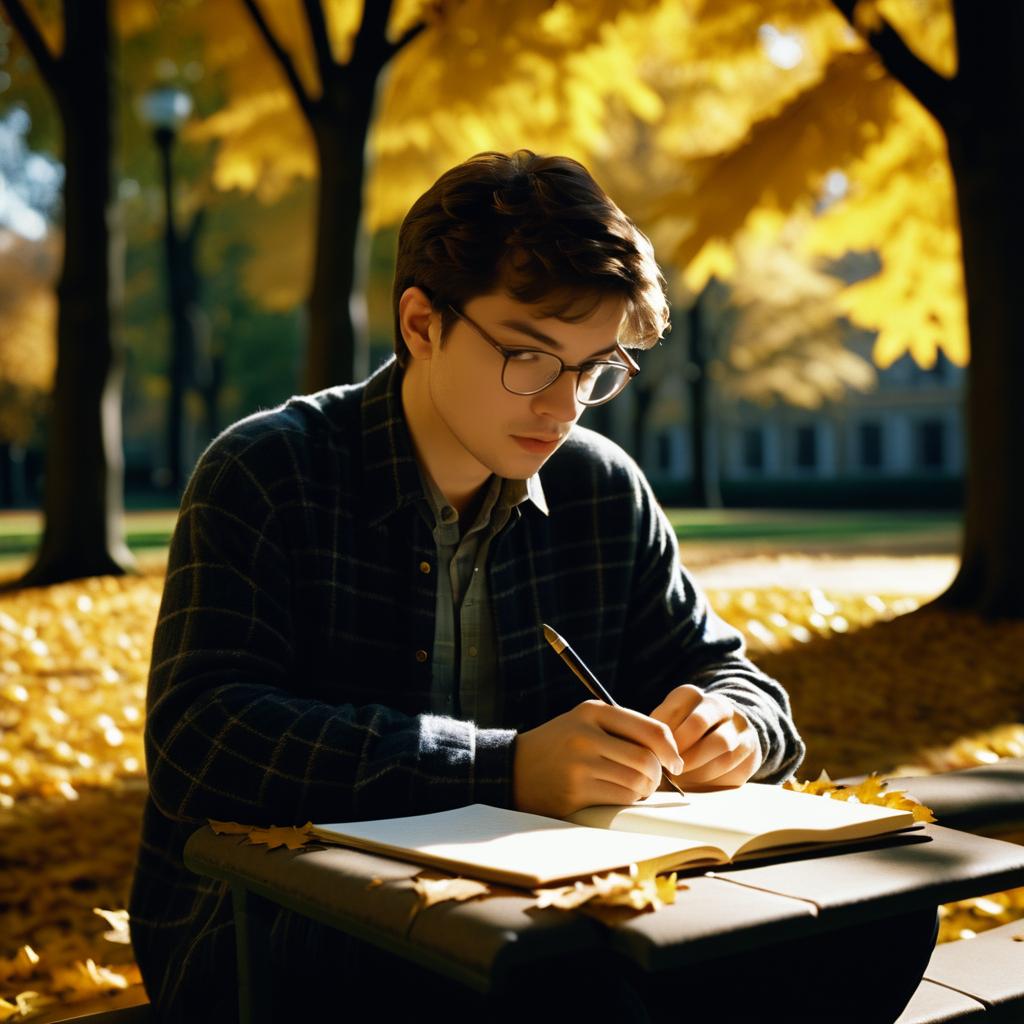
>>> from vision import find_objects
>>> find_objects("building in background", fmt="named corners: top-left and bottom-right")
top-left (593, 331), bottom-right (964, 509)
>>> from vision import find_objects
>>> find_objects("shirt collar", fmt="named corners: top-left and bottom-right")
top-left (524, 473), bottom-right (549, 516)
top-left (360, 356), bottom-right (550, 525)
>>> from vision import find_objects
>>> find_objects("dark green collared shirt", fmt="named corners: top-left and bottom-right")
top-left (416, 469), bottom-right (543, 727)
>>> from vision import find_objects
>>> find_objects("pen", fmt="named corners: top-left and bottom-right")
top-left (541, 623), bottom-right (686, 796)
top-left (542, 623), bottom-right (619, 705)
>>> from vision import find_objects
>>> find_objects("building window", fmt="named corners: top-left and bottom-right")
top-left (916, 419), bottom-right (946, 470)
top-left (742, 428), bottom-right (764, 472)
top-left (795, 425), bottom-right (817, 470)
top-left (858, 421), bottom-right (883, 469)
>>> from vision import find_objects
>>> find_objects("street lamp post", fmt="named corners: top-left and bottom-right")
top-left (137, 85), bottom-right (194, 495)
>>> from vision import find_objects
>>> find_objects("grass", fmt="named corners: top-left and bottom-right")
top-left (0, 510), bottom-right (178, 563)
top-left (0, 507), bottom-right (961, 560)
top-left (665, 508), bottom-right (960, 541)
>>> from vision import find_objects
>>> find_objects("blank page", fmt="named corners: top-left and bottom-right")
top-left (313, 804), bottom-right (720, 886)
top-left (570, 784), bottom-right (914, 859)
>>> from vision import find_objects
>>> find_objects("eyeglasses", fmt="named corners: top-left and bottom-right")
top-left (448, 306), bottom-right (639, 407)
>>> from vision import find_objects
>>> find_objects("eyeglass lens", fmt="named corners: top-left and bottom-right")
top-left (502, 351), bottom-right (629, 405)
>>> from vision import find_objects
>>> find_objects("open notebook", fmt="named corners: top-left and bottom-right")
top-left (310, 784), bottom-right (921, 888)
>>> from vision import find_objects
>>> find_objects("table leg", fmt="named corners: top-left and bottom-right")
top-left (232, 884), bottom-right (275, 1024)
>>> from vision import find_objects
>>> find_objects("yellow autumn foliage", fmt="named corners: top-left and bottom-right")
top-left (715, 223), bottom-right (878, 409)
top-left (164, 0), bottom-right (967, 373)
top-left (185, 0), bottom-right (658, 208)
top-left (623, 0), bottom-right (964, 367)
top-left (0, 231), bottom-right (57, 442)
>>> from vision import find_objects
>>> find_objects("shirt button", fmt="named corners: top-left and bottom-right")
top-left (415, 650), bottom-right (429, 663)
top-left (419, 561), bottom-right (431, 574)
top-left (441, 506), bottom-right (456, 523)
top-left (468, 646), bottom-right (478, 657)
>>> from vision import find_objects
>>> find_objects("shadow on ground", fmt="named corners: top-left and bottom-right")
top-left (755, 605), bottom-right (1024, 779)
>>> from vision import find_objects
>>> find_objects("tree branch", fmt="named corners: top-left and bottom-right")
top-left (301, 0), bottom-right (335, 90)
top-left (350, 0), bottom-right (397, 72)
top-left (240, 0), bottom-right (314, 118)
top-left (0, 0), bottom-right (61, 92)
top-left (829, 0), bottom-right (954, 125)
top-left (382, 18), bottom-right (429, 65)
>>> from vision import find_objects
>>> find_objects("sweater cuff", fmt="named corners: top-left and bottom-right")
top-left (473, 727), bottom-right (517, 808)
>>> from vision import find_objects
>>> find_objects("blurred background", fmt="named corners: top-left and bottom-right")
top-left (3, 1), bottom-right (1023, 1020)
top-left (0, 1), bottom-right (972, 549)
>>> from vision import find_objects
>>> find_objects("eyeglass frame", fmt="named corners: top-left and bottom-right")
top-left (446, 304), bottom-right (640, 407)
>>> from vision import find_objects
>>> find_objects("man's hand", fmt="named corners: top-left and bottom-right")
top-left (513, 701), bottom-right (685, 818)
top-left (650, 685), bottom-right (762, 788)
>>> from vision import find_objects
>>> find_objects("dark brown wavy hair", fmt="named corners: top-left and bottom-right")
top-left (392, 150), bottom-right (670, 366)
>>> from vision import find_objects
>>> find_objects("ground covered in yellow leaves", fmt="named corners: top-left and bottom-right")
top-left (1, 563), bottom-right (1022, 1019)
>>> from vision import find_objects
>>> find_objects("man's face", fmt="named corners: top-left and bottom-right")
top-left (415, 290), bottom-right (629, 484)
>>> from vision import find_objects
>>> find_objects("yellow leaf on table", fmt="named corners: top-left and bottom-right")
top-left (877, 789), bottom-right (938, 824)
top-left (535, 864), bottom-right (685, 913)
top-left (410, 873), bottom-right (490, 910)
top-left (783, 769), bottom-right (836, 795)
top-left (208, 819), bottom-right (318, 850)
top-left (208, 819), bottom-right (252, 835)
top-left (786, 773), bottom-right (936, 823)
top-left (246, 824), bottom-right (313, 851)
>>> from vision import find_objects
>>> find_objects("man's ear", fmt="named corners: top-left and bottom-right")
top-left (399, 287), bottom-right (438, 362)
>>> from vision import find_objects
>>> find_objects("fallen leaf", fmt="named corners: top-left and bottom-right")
top-left (535, 864), bottom-right (685, 912)
top-left (784, 769), bottom-right (839, 796)
top-left (207, 820), bottom-right (252, 835)
top-left (876, 788), bottom-right (938, 824)
top-left (93, 907), bottom-right (131, 944)
top-left (0, 945), bottom-right (40, 983)
top-left (534, 883), bottom-right (589, 910)
top-left (410, 873), bottom-right (490, 909)
top-left (786, 773), bottom-right (936, 823)
top-left (246, 824), bottom-right (313, 851)
top-left (14, 990), bottom-right (57, 1017)
top-left (50, 958), bottom-right (133, 997)
top-left (5, 571), bottom-right (1024, 1014)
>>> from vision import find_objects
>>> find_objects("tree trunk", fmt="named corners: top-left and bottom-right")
top-left (304, 79), bottom-right (376, 392)
top-left (11, 0), bottom-right (134, 589)
top-left (936, 8), bottom-right (1024, 616)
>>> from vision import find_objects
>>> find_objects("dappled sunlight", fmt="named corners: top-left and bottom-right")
top-left (749, 605), bottom-right (1024, 779)
top-left (1, 564), bottom-right (1022, 1016)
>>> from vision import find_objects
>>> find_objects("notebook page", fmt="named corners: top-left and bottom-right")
top-left (569, 783), bottom-right (913, 859)
top-left (313, 804), bottom-right (722, 885)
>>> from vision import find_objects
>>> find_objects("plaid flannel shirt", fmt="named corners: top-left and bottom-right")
top-left (129, 357), bottom-right (804, 1020)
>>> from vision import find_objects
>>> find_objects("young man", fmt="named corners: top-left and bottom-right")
top-left (130, 151), bottom-right (929, 1022)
